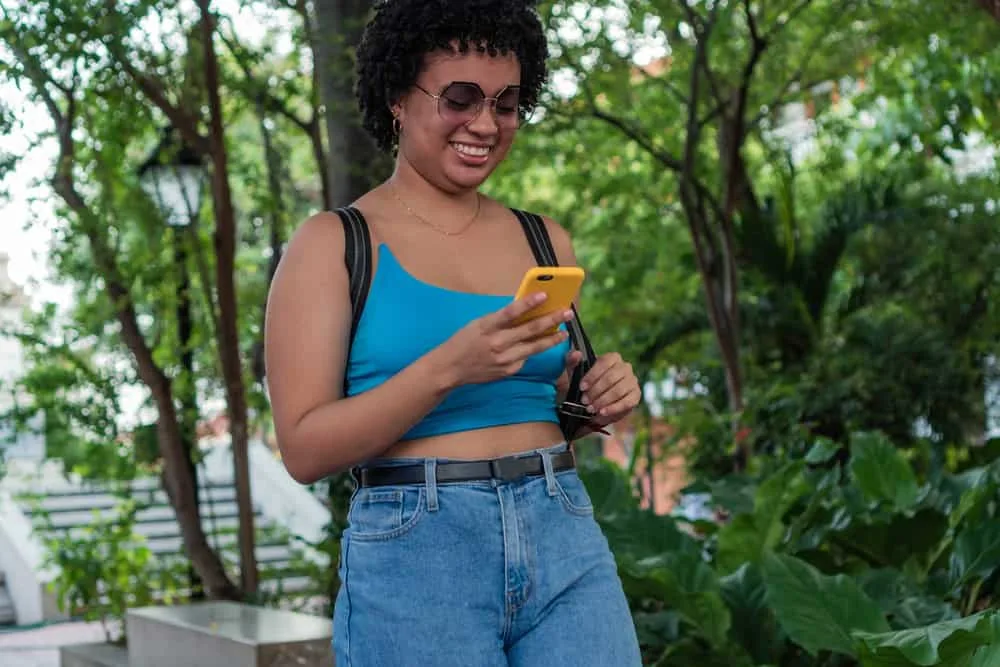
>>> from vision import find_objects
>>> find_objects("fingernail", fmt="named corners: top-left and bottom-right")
top-left (580, 382), bottom-right (589, 391)
top-left (587, 405), bottom-right (596, 414)
top-left (581, 395), bottom-right (590, 405)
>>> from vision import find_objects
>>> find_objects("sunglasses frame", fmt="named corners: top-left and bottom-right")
top-left (414, 81), bottom-right (525, 128)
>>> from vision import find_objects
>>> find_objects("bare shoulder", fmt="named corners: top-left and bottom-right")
top-left (265, 211), bottom-right (354, 438)
top-left (539, 214), bottom-right (579, 267)
top-left (284, 210), bottom-right (347, 261)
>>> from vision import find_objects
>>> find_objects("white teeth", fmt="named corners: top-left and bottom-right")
top-left (452, 143), bottom-right (491, 157)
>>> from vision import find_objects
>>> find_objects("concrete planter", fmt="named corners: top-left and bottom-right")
top-left (126, 601), bottom-right (333, 667)
top-left (59, 641), bottom-right (129, 667)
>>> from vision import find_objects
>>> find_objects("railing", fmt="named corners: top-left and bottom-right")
top-left (0, 488), bottom-right (57, 625)
top-left (0, 438), bottom-right (332, 626)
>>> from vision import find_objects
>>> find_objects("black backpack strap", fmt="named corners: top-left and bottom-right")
top-left (512, 209), bottom-right (598, 441)
top-left (334, 206), bottom-right (372, 391)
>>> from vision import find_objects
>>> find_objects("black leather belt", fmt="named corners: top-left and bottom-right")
top-left (355, 450), bottom-right (576, 488)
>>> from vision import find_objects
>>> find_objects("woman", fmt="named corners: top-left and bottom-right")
top-left (264, 1), bottom-right (643, 664)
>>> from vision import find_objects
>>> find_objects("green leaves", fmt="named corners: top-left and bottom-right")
top-left (850, 432), bottom-right (920, 511)
top-left (762, 552), bottom-right (890, 657)
top-left (620, 553), bottom-right (731, 647)
top-left (968, 613), bottom-right (1000, 667)
top-left (854, 610), bottom-right (999, 667)
top-left (949, 520), bottom-right (1000, 589)
top-left (715, 462), bottom-right (809, 573)
top-left (587, 425), bottom-right (1000, 667)
top-left (805, 437), bottom-right (841, 464)
top-left (720, 563), bottom-right (783, 664)
top-left (835, 509), bottom-right (949, 569)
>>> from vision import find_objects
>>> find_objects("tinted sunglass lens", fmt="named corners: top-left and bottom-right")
top-left (495, 88), bottom-right (522, 127)
top-left (436, 83), bottom-right (523, 127)
top-left (439, 84), bottom-right (483, 121)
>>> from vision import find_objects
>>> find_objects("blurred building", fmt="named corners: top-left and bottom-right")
top-left (0, 254), bottom-right (45, 462)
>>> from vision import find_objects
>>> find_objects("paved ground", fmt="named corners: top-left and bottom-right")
top-left (0, 621), bottom-right (109, 667)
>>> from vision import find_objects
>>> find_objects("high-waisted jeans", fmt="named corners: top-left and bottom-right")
top-left (333, 443), bottom-right (642, 666)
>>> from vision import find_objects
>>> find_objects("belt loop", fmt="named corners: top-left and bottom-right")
top-left (540, 450), bottom-right (558, 497)
top-left (424, 459), bottom-right (439, 511)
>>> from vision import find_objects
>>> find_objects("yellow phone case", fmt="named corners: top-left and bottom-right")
top-left (512, 266), bottom-right (585, 334)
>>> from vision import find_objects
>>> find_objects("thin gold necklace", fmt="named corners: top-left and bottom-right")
top-left (390, 184), bottom-right (482, 236)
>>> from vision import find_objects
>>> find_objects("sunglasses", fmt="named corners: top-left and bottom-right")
top-left (414, 82), bottom-right (525, 129)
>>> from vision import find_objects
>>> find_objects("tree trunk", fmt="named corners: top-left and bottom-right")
top-left (55, 192), bottom-right (240, 600)
top-left (153, 376), bottom-right (240, 600)
top-left (196, 0), bottom-right (258, 596)
top-left (678, 189), bottom-right (745, 421)
top-left (9, 28), bottom-right (244, 597)
top-left (250, 97), bottom-right (289, 385)
top-left (977, 0), bottom-right (1000, 23)
top-left (175, 229), bottom-right (205, 600)
top-left (309, 1), bottom-right (390, 612)
top-left (312, 0), bottom-right (387, 205)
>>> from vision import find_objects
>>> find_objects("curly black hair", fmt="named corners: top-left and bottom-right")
top-left (355, 0), bottom-right (549, 153)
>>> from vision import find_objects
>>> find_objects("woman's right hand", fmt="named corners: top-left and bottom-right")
top-left (434, 293), bottom-right (574, 387)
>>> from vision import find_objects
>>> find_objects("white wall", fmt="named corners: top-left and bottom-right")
top-left (0, 489), bottom-right (55, 624)
top-left (0, 254), bottom-right (46, 462)
top-left (200, 438), bottom-right (331, 559)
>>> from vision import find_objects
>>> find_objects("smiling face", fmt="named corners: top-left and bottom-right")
top-left (393, 46), bottom-right (522, 193)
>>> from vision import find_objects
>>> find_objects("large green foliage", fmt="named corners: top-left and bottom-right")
top-left (579, 429), bottom-right (1000, 665)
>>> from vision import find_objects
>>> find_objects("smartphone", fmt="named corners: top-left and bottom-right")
top-left (512, 266), bottom-right (585, 335)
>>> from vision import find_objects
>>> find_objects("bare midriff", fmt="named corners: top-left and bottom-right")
top-left (379, 421), bottom-right (566, 461)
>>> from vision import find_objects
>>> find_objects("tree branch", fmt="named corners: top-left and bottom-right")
top-left (744, 0), bottom-right (762, 44)
top-left (216, 27), bottom-right (314, 135)
top-left (749, 0), bottom-right (856, 128)
top-left (187, 215), bottom-right (223, 358)
top-left (126, 64), bottom-right (209, 154)
top-left (11, 42), bottom-right (171, 398)
top-left (590, 108), bottom-right (686, 173)
top-left (684, 2), bottom-right (726, 108)
top-left (637, 307), bottom-right (710, 370)
top-left (3, 39), bottom-right (64, 126)
top-left (676, 0), bottom-right (705, 31)
top-left (293, 0), bottom-right (322, 112)
top-left (765, 0), bottom-right (814, 41)
top-left (102, 0), bottom-right (209, 155)
top-left (631, 60), bottom-right (691, 109)
top-left (215, 24), bottom-right (330, 207)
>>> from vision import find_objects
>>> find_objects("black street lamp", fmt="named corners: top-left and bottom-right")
top-left (138, 126), bottom-right (208, 600)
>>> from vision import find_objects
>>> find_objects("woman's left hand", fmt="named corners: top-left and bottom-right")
top-left (580, 352), bottom-right (641, 426)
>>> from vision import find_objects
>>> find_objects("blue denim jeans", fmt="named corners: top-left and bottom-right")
top-left (333, 444), bottom-right (641, 666)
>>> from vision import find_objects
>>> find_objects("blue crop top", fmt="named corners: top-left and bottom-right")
top-left (344, 244), bottom-right (570, 441)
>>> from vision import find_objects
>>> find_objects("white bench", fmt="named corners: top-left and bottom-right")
top-left (125, 601), bottom-right (333, 666)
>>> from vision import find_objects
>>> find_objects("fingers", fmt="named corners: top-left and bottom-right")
top-left (492, 308), bottom-right (575, 353)
top-left (565, 350), bottom-right (583, 371)
top-left (580, 353), bottom-right (639, 416)
top-left (592, 386), bottom-right (643, 422)
top-left (580, 352), bottom-right (622, 393)
top-left (584, 373), bottom-right (626, 413)
top-left (485, 292), bottom-right (550, 331)
top-left (502, 328), bottom-right (570, 364)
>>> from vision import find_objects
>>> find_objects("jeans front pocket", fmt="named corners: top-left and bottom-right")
top-left (554, 470), bottom-right (595, 516)
top-left (347, 486), bottom-right (425, 541)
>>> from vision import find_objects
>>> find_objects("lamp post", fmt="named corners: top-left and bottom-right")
top-left (139, 126), bottom-right (207, 600)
